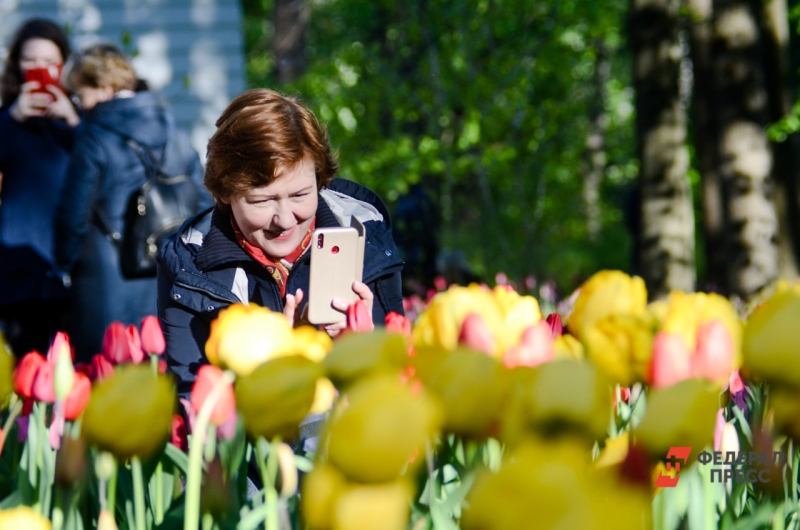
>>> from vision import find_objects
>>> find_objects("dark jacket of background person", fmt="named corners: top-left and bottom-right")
top-left (0, 109), bottom-right (75, 308)
top-left (158, 178), bottom-right (404, 399)
top-left (54, 91), bottom-right (211, 360)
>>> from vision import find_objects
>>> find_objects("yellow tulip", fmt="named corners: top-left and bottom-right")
top-left (0, 331), bottom-right (13, 404)
top-left (292, 325), bottom-right (333, 363)
top-left (302, 463), bottom-right (347, 529)
top-left (492, 286), bottom-right (543, 345)
top-left (311, 377), bottom-right (337, 415)
top-left (567, 270), bottom-right (648, 341)
top-left (81, 365), bottom-right (175, 459)
top-left (462, 436), bottom-right (651, 530)
top-left (421, 347), bottom-right (508, 439)
top-left (767, 386), bottom-right (800, 442)
top-left (205, 303), bottom-right (296, 376)
top-left (743, 283), bottom-right (800, 387)
top-left (301, 464), bottom-right (413, 530)
top-left (582, 314), bottom-right (654, 386)
top-left (332, 478), bottom-right (413, 530)
top-left (634, 378), bottom-right (719, 457)
top-left (0, 506), bottom-right (51, 529)
top-left (325, 374), bottom-right (442, 483)
top-left (412, 285), bottom-right (506, 355)
top-left (501, 360), bottom-right (612, 444)
top-left (554, 333), bottom-right (584, 360)
top-left (235, 355), bottom-right (322, 440)
top-left (322, 331), bottom-right (409, 386)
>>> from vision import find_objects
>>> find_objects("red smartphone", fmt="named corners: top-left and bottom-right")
top-left (23, 65), bottom-right (62, 95)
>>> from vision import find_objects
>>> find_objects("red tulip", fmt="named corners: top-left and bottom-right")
top-left (434, 276), bottom-right (447, 292)
top-left (546, 313), bottom-right (563, 337)
top-left (458, 313), bottom-right (497, 355)
top-left (170, 414), bottom-right (188, 452)
top-left (21, 399), bottom-right (33, 416)
top-left (502, 320), bottom-right (555, 369)
top-left (89, 354), bottom-right (115, 382)
top-left (650, 332), bottom-right (692, 388)
top-left (64, 372), bottom-right (91, 420)
top-left (141, 315), bottom-right (166, 355)
top-left (385, 312), bottom-right (412, 337)
top-left (74, 363), bottom-right (91, 378)
top-left (14, 352), bottom-right (46, 399)
top-left (692, 320), bottom-right (733, 383)
top-left (31, 362), bottom-right (55, 403)
top-left (127, 325), bottom-right (144, 364)
top-left (158, 360), bottom-right (167, 374)
top-left (47, 331), bottom-right (73, 363)
top-left (345, 299), bottom-right (373, 333)
top-left (190, 365), bottom-right (235, 426)
top-left (102, 322), bottom-right (131, 364)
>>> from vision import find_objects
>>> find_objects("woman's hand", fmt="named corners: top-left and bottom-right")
top-left (9, 82), bottom-right (50, 122)
top-left (325, 281), bottom-right (374, 337)
top-left (283, 288), bottom-right (306, 328)
top-left (44, 85), bottom-right (80, 127)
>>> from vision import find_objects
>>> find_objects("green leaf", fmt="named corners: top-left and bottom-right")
top-left (732, 406), bottom-right (753, 446)
top-left (163, 443), bottom-right (189, 475)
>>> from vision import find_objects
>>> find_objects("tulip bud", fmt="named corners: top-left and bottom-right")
top-left (97, 509), bottom-right (118, 530)
top-left (546, 313), bottom-right (563, 337)
top-left (126, 325), bottom-right (144, 364)
top-left (384, 312), bottom-right (411, 337)
top-left (0, 506), bottom-right (53, 528)
top-left (345, 299), bottom-right (373, 333)
top-left (190, 365), bottom-right (236, 426)
top-left (140, 315), bottom-right (166, 355)
top-left (64, 372), bottom-right (91, 420)
top-left (95, 451), bottom-right (116, 482)
top-left (692, 320), bottom-right (733, 383)
top-left (277, 442), bottom-right (298, 497)
top-left (89, 354), bottom-right (115, 382)
top-left (14, 352), bottom-right (46, 399)
top-left (53, 338), bottom-right (75, 402)
top-left (31, 362), bottom-right (55, 403)
top-left (650, 332), bottom-right (692, 389)
top-left (170, 414), bottom-right (188, 452)
top-left (103, 322), bottom-right (131, 365)
top-left (502, 320), bottom-right (555, 369)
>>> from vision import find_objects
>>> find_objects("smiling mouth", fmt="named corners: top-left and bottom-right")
top-left (266, 226), bottom-right (295, 241)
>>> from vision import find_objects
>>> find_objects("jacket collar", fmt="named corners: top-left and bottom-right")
top-left (194, 194), bottom-right (341, 271)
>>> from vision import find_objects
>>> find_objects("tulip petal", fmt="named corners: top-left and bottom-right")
top-left (141, 315), bottom-right (166, 355)
top-left (650, 331), bottom-right (692, 389)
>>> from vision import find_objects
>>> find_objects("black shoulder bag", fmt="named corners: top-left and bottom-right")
top-left (95, 137), bottom-right (200, 279)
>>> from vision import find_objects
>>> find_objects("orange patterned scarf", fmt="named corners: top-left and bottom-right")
top-left (231, 215), bottom-right (316, 298)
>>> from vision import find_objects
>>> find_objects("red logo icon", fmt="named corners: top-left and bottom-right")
top-left (655, 446), bottom-right (692, 488)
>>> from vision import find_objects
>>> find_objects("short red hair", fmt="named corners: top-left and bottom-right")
top-left (204, 89), bottom-right (339, 212)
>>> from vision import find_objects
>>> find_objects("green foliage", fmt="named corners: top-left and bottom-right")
top-left (244, 0), bottom-right (638, 292)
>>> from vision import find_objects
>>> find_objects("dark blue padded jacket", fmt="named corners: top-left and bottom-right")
top-left (157, 178), bottom-right (404, 398)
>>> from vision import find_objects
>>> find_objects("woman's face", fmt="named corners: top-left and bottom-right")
top-left (225, 157), bottom-right (318, 259)
top-left (71, 85), bottom-right (114, 111)
top-left (19, 38), bottom-right (63, 71)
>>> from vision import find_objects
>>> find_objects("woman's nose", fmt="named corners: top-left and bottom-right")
top-left (272, 201), bottom-right (296, 228)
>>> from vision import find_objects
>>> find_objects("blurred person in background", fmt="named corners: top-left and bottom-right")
top-left (54, 43), bottom-right (210, 361)
top-left (0, 18), bottom-right (81, 355)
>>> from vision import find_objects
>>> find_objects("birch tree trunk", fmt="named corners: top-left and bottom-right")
top-left (759, 0), bottom-right (800, 280)
top-left (687, 0), bottom-right (727, 292)
top-left (630, 0), bottom-right (696, 300)
top-left (582, 39), bottom-right (610, 241)
top-left (712, 0), bottom-right (779, 299)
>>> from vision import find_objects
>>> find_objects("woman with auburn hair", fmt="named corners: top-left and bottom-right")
top-left (54, 43), bottom-right (210, 361)
top-left (158, 88), bottom-right (404, 398)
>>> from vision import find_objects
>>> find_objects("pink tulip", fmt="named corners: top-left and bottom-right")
top-left (345, 299), bottom-right (373, 333)
top-left (126, 325), bottom-right (144, 364)
top-left (89, 354), bottom-right (115, 382)
top-left (458, 313), bottom-right (496, 355)
top-left (384, 312), bottom-right (412, 337)
top-left (650, 332), bottom-right (692, 388)
top-left (692, 320), bottom-right (733, 382)
top-left (102, 322), bottom-right (131, 364)
top-left (713, 408), bottom-right (726, 451)
top-left (31, 362), bottom-right (55, 403)
top-left (46, 331), bottom-right (73, 363)
top-left (191, 365), bottom-right (236, 426)
top-left (141, 315), bottom-right (166, 355)
top-left (502, 320), bottom-right (555, 369)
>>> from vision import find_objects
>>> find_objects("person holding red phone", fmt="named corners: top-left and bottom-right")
top-left (0, 19), bottom-right (81, 356)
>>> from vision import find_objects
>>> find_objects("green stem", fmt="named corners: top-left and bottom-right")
top-left (52, 488), bottom-right (64, 530)
top-left (150, 354), bottom-right (159, 374)
top-left (155, 460), bottom-right (164, 525)
top-left (0, 397), bottom-right (21, 455)
top-left (184, 370), bottom-right (236, 530)
top-left (108, 461), bottom-right (118, 517)
top-left (132, 456), bottom-right (146, 530)
top-left (256, 439), bottom-right (280, 530)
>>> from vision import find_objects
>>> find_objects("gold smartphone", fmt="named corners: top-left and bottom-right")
top-left (307, 218), bottom-right (365, 324)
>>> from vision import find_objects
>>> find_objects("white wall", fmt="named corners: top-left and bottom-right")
top-left (0, 0), bottom-right (247, 161)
